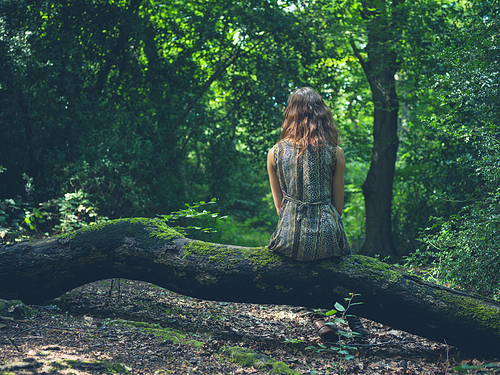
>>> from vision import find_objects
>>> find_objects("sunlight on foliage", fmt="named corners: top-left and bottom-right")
top-left (408, 5), bottom-right (500, 299)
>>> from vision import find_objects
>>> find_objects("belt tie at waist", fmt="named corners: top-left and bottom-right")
top-left (282, 192), bottom-right (330, 221)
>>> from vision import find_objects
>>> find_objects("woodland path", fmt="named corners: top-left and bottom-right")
top-left (2, 279), bottom-right (496, 375)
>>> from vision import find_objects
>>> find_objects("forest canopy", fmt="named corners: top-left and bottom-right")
top-left (1, 0), bottom-right (499, 298)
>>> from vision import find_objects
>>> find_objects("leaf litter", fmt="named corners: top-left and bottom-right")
top-left (0, 280), bottom-right (498, 374)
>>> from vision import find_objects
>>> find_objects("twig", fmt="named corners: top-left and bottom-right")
top-left (444, 339), bottom-right (450, 375)
top-left (7, 337), bottom-right (22, 352)
top-left (32, 304), bottom-right (61, 312)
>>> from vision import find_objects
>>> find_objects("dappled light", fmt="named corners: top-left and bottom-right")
top-left (1, 0), bottom-right (499, 373)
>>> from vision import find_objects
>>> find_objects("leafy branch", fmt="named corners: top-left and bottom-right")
top-left (157, 198), bottom-right (227, 234)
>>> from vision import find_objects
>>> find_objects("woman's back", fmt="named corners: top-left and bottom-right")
top-left (268, 141), bottom-right (350, 261)
top-left (273, 141), bottom-right (336, 203)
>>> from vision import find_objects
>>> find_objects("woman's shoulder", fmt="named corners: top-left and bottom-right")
top-left (277, 139), bottom-right (294, 146)
top-left (334, 145), bottom-right (345, 165)
top-left (268, 142), bottom-right (284, 163)
top-left (272, 140), bottom-right (296, 152)
top-left (268, 141), bottom-right (283, 154)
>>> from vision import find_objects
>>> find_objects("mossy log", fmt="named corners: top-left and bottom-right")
top-left (1, 218), bottom-right (499, 357)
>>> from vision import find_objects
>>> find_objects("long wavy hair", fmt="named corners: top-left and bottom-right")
top-left (280, 87), bottom-right (339, 158)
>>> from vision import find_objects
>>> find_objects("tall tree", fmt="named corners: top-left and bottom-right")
top-left (350, 0), bottom-right (403, 258)
top-left (303, 0), bottom-right (468, 258)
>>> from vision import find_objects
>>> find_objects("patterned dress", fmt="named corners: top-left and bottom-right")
top-left (268, 141), bottom-right (350, 261)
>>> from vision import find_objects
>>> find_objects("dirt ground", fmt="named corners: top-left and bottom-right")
top-left (1, 279), bottom-right (498, 374)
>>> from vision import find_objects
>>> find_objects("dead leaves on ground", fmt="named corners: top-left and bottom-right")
top-left (1, 279), bottom-right (498, 374)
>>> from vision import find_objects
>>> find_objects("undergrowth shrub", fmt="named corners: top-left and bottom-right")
top-left (0, 189), bottom-right (108, 243)
top-left (406, 192), bottom-right (500, 299)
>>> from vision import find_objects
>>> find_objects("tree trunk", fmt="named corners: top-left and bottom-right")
top-left (352, 0), bottom-right (403, 258)
top-left (1, 219), bottom-right (499, 357)
top-left (360, 68), bottom-right (399, 259)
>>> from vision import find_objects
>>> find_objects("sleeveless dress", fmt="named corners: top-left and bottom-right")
top-left (268, 141), bottom-right (350, 261)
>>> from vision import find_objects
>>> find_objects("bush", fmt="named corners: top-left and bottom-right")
top-left (408, 6), bottom-right (500, 299)
top-left (0, 189), bottom-right (108, 243)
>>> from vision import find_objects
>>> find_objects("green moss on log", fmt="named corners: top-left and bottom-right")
top-left (240, 247), bottom-right (284, 266)
top-left (183, 240), bottom-right (284, 267)
top-left (183, 240), bottom-right (228, 263)
top-left (433, 290), bottom-right (500, 333)
top-left (352, 255), bottom-right (400, 282)
top-left (57, 218), bottom-right (183, 243)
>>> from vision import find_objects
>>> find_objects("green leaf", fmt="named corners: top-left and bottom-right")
top-left (334, 302), bottom-right (345, 312)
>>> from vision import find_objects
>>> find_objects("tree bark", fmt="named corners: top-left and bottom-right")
top-left (352, 0), bottom-right (404, 258)
top-left (1, 218), bottom-right (499, 357)
top-left (360, 64), bottom-right (399, 259)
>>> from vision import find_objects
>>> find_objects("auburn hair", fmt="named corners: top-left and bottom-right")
top-left (280, 87), bottom-right (339, 158)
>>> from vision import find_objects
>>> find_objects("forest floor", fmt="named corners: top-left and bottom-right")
top-left (1, 280), bottom-right (498, 375)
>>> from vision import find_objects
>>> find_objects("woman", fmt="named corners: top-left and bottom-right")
top-left (267, 87), bottom-right (369, 341)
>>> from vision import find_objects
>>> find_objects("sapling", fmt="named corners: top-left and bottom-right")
top-left (306, 293), bottom-right (364, 375)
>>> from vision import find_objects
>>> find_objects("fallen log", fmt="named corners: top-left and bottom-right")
top-left (1, 218), bottom-right (499, 357)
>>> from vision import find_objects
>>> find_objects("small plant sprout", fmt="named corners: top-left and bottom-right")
top-left (306, 293), bottom-right (363, 375)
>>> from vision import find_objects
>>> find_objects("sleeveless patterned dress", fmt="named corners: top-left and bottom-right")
top-left (268, 141), bottom-right (350, 261)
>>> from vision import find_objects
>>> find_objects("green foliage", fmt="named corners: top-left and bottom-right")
top-left (48, 190), bottom-right (110, 233)
top-left (0, 189), bottom-right (108, 243)
top-left (406, 2), bottom-right (500, 298)
top-left (155, 192), bottom-right (275, 246)
top-left (305, 294), bottom-right (362, 374)
top-left (199, 215), bottom-right (274, 247)
top-left (390, 1), bottom-right (499, 257)
top-left (2, 0), bottom-right (497, 276)
top-left (157, 198), bottom-right (225, 235)
top-left (453, 363), bottom-right (500, 373)
top-left (0, 0), bottom-right (317, 225)
top-left (343, 160), bottom-right (368, 251)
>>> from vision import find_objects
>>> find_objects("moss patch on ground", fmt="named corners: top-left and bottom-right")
top-left (0, 299), bottom-right (35, 319)
top-left (110, 320), bottom-right (196, 345)
top-left (219, 346), bottom-right (299, 374)
top-left (63, 359), bottom-right (130, 373)
top-left (111, 320), bottom-right (299, 373)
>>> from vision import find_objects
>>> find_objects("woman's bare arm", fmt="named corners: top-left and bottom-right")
top-left (332, 146), bottom-right (345, 216)
top-left (267, 147), bottom-right (283, 215)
